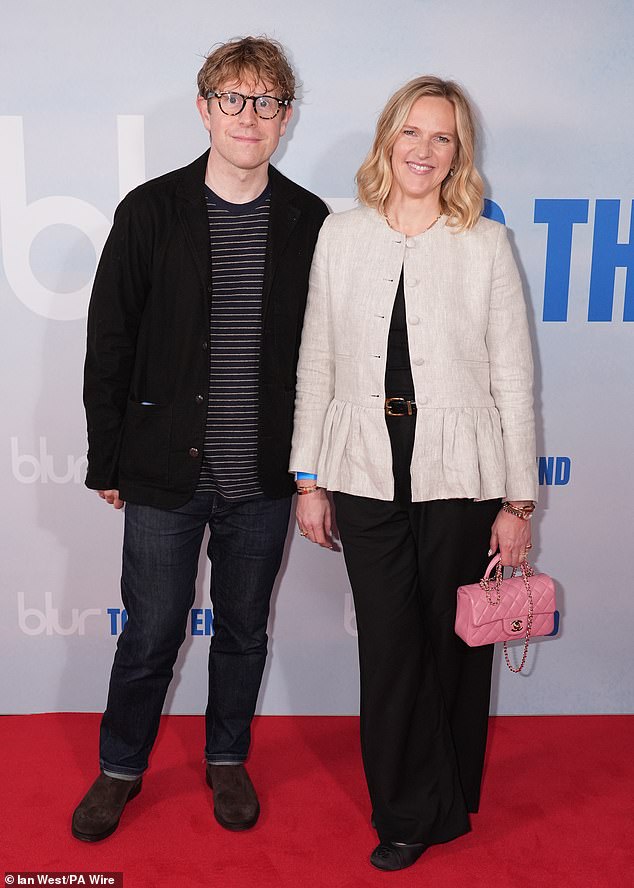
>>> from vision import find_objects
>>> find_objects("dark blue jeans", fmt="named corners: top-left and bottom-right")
top-left (99, 492), bottom-right (292, 777)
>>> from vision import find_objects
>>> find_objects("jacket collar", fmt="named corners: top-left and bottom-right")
top-left (175, 151), bottom-right (210, 205)
top-left (174, 152), bottom-right (211, 292)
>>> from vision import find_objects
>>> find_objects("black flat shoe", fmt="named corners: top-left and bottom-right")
top-left (370, 841), bottom-right (426, 871)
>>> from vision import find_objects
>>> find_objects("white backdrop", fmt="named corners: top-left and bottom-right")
top-left (2, 0), bottom-right (633, 716)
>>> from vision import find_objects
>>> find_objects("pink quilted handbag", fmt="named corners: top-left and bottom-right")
top-left (455, 555), bottom-right (556, 673)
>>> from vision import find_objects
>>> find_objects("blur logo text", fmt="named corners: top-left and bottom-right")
top-left (11, 437), bottom-right (87, 484)
top-left (0, 115), bottom-right (145, 320)
top-left (18, 590), bottom-right (101, 636)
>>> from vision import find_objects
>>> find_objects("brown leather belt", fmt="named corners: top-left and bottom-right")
top-left (385, 397), bottom-right (417, 416)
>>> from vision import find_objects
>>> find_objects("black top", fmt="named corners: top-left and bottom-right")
top-left (385, 270), bottom-right (415, 399)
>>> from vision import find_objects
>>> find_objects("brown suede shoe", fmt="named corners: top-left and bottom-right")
top-left (205, 764), bottom-right (260, 831)
top-left (72, 773), bottom-right (142, 842)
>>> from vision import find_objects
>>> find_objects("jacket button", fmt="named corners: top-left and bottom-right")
top-left (195, 394), bottom-right (204, 404)
top-left (202, 341), bottom-right (208, 350)
top-left (189, 447), bottom-right (199, 458)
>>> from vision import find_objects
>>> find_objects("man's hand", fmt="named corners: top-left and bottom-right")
top-left (296, 488), bottom-right (333, 549)
top-left (489, 507), bottom-right (531, 567)
top-left (98, 489), bottom-right (125, 509)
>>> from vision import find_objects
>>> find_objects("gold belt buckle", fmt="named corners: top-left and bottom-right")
top-left (385, 397), bottom-right (413, 416)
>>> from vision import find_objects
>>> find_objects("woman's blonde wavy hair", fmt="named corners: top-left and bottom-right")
top-left (356, 76), bottom-right (483, 231)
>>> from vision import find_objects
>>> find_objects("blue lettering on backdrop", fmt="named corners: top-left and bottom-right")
top-left (537, 456), bottom-right (571, 486)
top-left (107, 607), bottom-right (214, 635)
top-left (534, 199), bottom-right (589, 321)
top-left (534, 199), bottom-right (633, 322)
top-left (191, 608), bottom-right (214, 636)
top-left (107, 607), bottom-right (128, 634)
top-left (589, 200), bottom-right (634, 321)
top-left (483, 198), bottom-right (505, 224)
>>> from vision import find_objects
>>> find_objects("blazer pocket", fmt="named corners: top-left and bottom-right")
top-left (119, 400), bottom-right (172, 483)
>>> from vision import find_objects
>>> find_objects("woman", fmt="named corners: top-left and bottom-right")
top-left (290, 76), bottom-right (537, 871)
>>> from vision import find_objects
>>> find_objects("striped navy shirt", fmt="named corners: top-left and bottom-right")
top-left (197, 185), bottom-right (270, 499)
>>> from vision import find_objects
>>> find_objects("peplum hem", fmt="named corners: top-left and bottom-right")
top-left (315, 399), bottom-right (510, 502)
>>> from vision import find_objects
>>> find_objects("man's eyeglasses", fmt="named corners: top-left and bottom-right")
top-left (207, 91), bottom-right (290, 120)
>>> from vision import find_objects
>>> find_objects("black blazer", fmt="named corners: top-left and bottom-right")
top-left (83, 151), bottom-right (329, 508)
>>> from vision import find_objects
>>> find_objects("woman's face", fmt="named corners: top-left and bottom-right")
top-left (389, 96), bottom-right (456, 207)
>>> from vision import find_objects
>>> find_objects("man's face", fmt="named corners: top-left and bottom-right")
top-left (196, 79), bottom-right (292, 177)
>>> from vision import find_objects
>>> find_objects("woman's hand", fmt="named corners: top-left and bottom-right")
top-left (296, 488), bottom-right (333, 549)
top-left (489, 507), bottom-right (532, 567)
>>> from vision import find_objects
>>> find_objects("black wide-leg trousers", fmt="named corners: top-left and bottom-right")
top-left (333, 413), bottom-right (501, 846)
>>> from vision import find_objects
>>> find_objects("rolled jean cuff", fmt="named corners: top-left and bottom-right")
top-left (100, 760), bottom-right (145, 780)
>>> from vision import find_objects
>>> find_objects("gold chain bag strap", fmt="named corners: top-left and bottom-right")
top-left (481, 560), bottom-right (535, 673)
top-left (455, 555), bottom-right (556, 673)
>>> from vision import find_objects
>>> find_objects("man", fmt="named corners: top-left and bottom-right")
top-left (73, 36), bottom-right (328, 842)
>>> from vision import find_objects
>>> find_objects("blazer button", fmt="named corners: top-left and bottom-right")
top-left (189, 447), bottom-right (199, 458)
top-left (195, 394), bottom-right (204, 404)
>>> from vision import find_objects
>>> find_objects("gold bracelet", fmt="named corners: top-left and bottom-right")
top-left (502, 501), bottom-right (535, 520)
top-left (296, 485), bottom-right (318, 495)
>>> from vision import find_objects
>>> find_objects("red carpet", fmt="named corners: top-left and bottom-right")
top-left (1, 714), bottom-right (632, 887)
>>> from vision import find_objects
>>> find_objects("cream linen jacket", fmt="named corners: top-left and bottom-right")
top-left (289, 206), bottom-right (538, 502)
